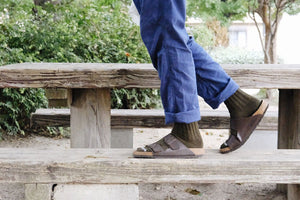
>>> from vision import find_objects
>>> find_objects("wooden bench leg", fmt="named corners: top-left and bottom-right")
top-left (111, 128), bottom-right (134, 148)
top-left (278, 89), bottom-right (300, 198)
top-left (288, 185), bottom-right (300, 200)
top-left (70, 89), bottom-right (111, 148)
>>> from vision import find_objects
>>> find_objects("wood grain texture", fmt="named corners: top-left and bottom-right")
top-left (31, 108), bottom-right (278, 130)
top-left (0, 148), bottom-right (300, 184)
top-left (278, 89), bottom-right (300, 197)
top-left (25, 184), bottom-right (52, 200)
top-left (0, 63), bottom-right (299, 89)
top-left (288, 184), bottom-right (300, 200)
top-left (278, 89), bottom-right (300, 149)
top-left (70, 89), bottom-right (111, 148)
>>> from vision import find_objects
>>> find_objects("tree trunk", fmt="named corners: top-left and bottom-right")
top-left (264, 28), bottom-right (278, 64)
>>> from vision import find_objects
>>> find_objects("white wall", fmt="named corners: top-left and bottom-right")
top-left (228, 23), bottom-right (263, 50)
top-left (277, 13), bottom-right (300, 64)
top-left (188, 13), bottom-right (300, 64)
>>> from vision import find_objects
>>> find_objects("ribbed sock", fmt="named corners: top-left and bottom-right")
top-left (225, 88), bottom-right (261, 119)
top-left (171, 121), bottom-right (203, 148)
top-left (147, 121), bottom-right (203, 151)
top-left (224, 88), bottom-right (261, 138)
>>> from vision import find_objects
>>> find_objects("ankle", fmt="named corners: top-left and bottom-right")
top-left (171, 122), bottom-right (203, 148)
top-left (225, 88), bottom-right (261, 119)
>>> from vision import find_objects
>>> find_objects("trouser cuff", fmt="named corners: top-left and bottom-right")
top-left (205, 78), bottom-right (239, 109)
top-left (165, 108), bottom-right (201, 124)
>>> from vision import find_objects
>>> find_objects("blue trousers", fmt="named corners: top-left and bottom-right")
top-left (133, 0), bottom-right (239, 124)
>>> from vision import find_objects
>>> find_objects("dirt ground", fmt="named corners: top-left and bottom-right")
top-left (0, 128), bottom-right (286, 200)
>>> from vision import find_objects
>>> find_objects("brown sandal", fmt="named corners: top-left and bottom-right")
top-left (220, 100), bottom-right (269, 154)
top-left (133, 134), bottom-right (204, 158)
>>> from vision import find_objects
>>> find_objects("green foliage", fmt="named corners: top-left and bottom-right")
top-left (186, 0), bottom-right (248, 25)
top-left (112, 89), bottom-right (162, 109)
top-left (0, 0), bottom-right (160, 138)
top-left (188, 24), bottom-right (215, 50)
top-left (187, 0), bottom-right (300, 26)
top-left (0, 0), bottom-right (150, 64)
top-left (286, 0), bottom-right (300, 15)
top-left (209, 47), bottom-right (264, 64)
top-left (0, 88), bottom-right (47, 137)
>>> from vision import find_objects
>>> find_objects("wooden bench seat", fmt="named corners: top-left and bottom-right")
top-left (1, 63), bottom-right (299, 89)
top-left (3, 148), bottom-right (299, 199)
top-left (1, 148), bottom-right (300, 184)
top-left (31, 108), bottom-right (278, 130)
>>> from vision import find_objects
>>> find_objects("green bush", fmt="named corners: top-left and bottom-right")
top-left (188, 24), bottom-right (215, 50)
top-left (209, 47), bottom-right (264, 64)
top-left (0, 0), bottom-right (161, 138)
top-left (0, 88), bottom-right (47, 138)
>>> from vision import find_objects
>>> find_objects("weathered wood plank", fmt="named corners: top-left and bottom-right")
top-left (278, 89), bottom-right (300, 198)
top-left (0, 149), bottom-right (300, 184)
top-left (31, 108), bottom-right (278, 130)
top-left (0, 63), bottom-right (300, 89)
top-left (288, 184), bottom-right (300, 200)
top-left (45, 88), bottom-right (68, 99)
top-left (70, 89), bottom-right (111, 148)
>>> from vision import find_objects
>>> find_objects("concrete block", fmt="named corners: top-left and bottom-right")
top-left (111, 128), bottom-right (133, 148)
top-left (53, 184), bottom-right (139, 200)
top-left (25, 184), bottom-right (52, 200)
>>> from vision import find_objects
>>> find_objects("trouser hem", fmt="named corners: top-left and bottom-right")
top-left (165, 108), bottom-right (201, 124)
top-left (205, 78), bottom-right (239, 109)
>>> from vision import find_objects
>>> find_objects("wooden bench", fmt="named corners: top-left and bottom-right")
top-left (30, 108), bottom-right (278, 148)
top-left (30, 108), bottom-right (278, 130)
top-left (0, 63), bottom-right (300, 199)
top-left (0, 148), bottom-right (299, 199)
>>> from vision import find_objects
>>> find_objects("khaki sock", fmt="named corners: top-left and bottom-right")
top-left (225, 88), bottom-right (261, 119)
top-left (148, 121), bottom-right (203, 151)
top-left (224, 88), bottom-right (261, 138)
top-left (171, 121), bottom-right (203, 148)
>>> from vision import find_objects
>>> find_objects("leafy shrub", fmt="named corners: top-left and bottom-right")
top-left (0, 0), bottom-right (161, 138)
top-left (209, 47), bottom-right (264, 64)
top-left (0, 88), bottom-right (47, 138)
top-left (188, 23), bottom-right (215, 50)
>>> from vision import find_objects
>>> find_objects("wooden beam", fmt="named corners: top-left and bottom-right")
top-left (278, 89), bottom-right (300, 199)
top-left (70, 89), bottom-right (111, 148)
top-left (0, 63), bottom-right (299, 89)
top-left (31, 108), bottom-right (278, 130)
top-left (0, 149), bottom-right (300, 184)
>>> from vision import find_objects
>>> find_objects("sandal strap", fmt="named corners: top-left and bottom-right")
top-left (147, 142), bottom-right (164, 153)
top-left (163, 134), bottom-right (181, 150)
top-left (148, 134), bottom-right (195, 156)
top-left (230, 114), bottom-right (261, 139)
top-left (225, 134), bottom-right (242, 148)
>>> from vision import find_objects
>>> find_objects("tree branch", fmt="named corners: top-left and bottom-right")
top-left (250, 11), bottom-right (267, 57)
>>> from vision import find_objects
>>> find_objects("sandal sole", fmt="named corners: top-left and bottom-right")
top-left (133, 148), bottom-right (205, 159)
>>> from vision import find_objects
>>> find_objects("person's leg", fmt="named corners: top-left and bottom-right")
top-left (136, 0), bottom-right (200, 124)
top-left (187, 37), bottom-right (268, 153)
top-left (187, 37), bottom-right (239, 109)
top-left (132, 0), bottom-right (203, 157)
